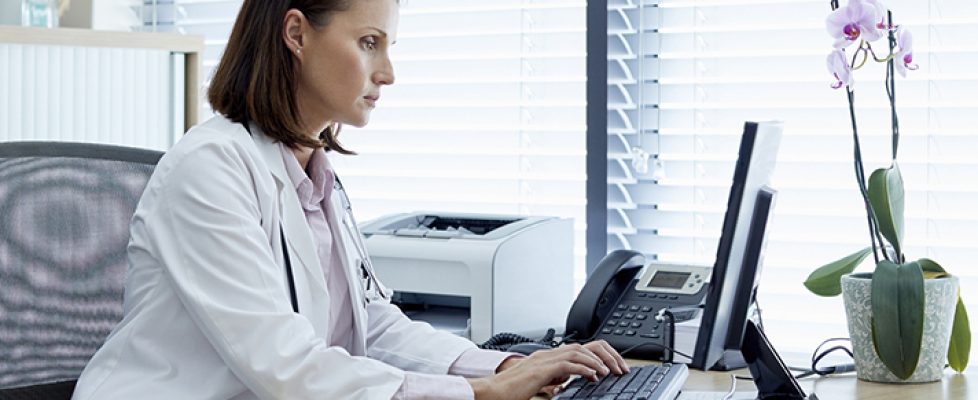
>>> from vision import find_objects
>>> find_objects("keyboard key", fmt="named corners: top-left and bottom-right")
top-left (631, 322), bottom-right (642, 328)
top-left (609, 372), bottom-right (638, 395)
top-left (554, 364), bottom-right (688, 400)
top-left (636, 314), bottom-right (647, 320)
top-left (617, 304), bottom-right (628, 310)
top-left (559, 386), bottom-right (579, 397)
top-left (612, 312), bottom-right (623, 318)
top-left (592, 373), bottom-right (620, 395)
top-left (602, 328), bottom-right (613, 334)
top-left (640, 305), bottom-right (652, 312)
top-left (618, 321), bottom-right (630, 327)
top-left (629, 305), bottom-right (640, 311)
top-left (625, 330), bottom-right (636, 336)
top-left (606, 320), bottom-right (617, 326)
top-left (624, 313), bottom-right (635, 319)
top-left (613, 329), bottom-right (624, 335)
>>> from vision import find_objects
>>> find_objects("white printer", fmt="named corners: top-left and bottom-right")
top-left (360, 212), bottom-right (574, 343)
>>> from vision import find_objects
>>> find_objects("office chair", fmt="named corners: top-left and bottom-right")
top-left (0, 142), bottom-right (163, 400)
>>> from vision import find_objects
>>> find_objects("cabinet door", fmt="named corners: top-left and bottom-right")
top-left (0, 44), bottom-right (181, 150)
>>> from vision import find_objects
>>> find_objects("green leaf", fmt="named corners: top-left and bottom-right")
top-left (803, 247), bottom-right (872, 296)
top-left (949, 296), bottom-right (972, 372)
top-left (871, 260), bottom-right (925, 380)
top-left (918, 258), bottom-right (949, 279)
top-left (868, 164), bottom-right (905, 258)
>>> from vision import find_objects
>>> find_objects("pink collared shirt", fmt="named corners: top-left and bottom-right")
top-left (280, 146), bottom-right (514, 399)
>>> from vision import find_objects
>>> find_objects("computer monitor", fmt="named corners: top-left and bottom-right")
top-left (689, 121), bottom-right (782, 371)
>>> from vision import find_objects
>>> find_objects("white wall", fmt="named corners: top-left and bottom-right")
top-left (61, 0), bottom-right (139, 31)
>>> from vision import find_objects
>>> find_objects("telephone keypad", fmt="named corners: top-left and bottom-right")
top-left (598, 292), bottom-right (704, 357)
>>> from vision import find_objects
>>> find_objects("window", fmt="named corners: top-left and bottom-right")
top-left (143, 0), bottom-right (590, 277)
top-left (612, 0), bottom-right (978, 364)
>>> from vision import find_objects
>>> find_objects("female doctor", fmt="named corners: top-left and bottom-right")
top-left (71, 0), bottom-right (628, 399)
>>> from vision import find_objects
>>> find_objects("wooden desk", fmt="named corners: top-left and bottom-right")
top-left (536, 362), bottom-right (974, 399)
top-left (685, 368), bottom-right (973, 400)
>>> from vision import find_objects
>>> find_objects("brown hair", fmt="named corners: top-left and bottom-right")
top-left (207, 0), bottom-right (353, 153)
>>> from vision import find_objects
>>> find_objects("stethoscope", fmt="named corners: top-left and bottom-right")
top-left (333, 176), bottom-right (388, 304)
top-left (240, 120), bottom-right (387, 310)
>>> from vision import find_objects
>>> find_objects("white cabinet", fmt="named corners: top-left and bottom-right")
top-left (0, 26), bottom-right (202, 150)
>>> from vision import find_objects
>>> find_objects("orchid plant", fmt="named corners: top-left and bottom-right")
top-left (803, 0), bottom-right (971, 379)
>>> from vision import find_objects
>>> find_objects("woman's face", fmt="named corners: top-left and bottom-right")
top-left (292, 0), bottom-right (398, 132)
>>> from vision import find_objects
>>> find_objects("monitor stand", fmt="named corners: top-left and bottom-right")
top-left (741, 320), bottom-right (817, 400)
top-left (709, 349), bottom-right (746, 371)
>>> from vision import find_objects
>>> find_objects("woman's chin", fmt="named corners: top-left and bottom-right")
top-left (338, 112), bottom-right (370, 128)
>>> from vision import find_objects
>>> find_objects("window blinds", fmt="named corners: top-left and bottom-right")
top-left (146, 0), bottom-right (589, 276)
top-left (612, 0), bottom-right (978, 364)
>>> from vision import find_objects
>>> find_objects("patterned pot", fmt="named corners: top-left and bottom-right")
top-left (841, 273), bottom-right (958, 383)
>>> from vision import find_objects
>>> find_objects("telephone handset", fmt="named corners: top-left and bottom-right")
top-left (564, 250), bottom-right (711, 360)
top-left (564, 250), bottom-right (645, 342)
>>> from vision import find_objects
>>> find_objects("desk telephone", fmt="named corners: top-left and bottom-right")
top-left (563, 250), bottom-right (711, 360)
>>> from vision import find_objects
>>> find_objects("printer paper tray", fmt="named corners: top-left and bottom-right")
top-left (402, 306), bottom-right (471, 339)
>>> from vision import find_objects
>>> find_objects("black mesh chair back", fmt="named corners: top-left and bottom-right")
top-left (0, 142), bottom-right (163, 399)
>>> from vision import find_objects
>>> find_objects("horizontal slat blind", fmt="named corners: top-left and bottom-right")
top-left (614, 0), bottom-right (978, 365)
top-left (149, 0), bottom-right (589, 276)
top-left (334, 0), bottom-right (588, 277)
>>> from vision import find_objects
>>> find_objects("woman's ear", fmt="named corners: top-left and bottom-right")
top-left (283, 9), bottom-right (306, 56)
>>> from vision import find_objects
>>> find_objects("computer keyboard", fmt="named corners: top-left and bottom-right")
top-left (553, 363), bottom-right (689, 400)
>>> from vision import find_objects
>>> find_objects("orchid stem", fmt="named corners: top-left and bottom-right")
top-left (848, 42), bottom-right (869, 70)
top-left (846, 88), bottom-right (887, 264)
top-left (886, 11), bottom-right (900, 161)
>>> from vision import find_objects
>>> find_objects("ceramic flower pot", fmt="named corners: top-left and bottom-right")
top-left (841, 273), bottom-right (958, 383)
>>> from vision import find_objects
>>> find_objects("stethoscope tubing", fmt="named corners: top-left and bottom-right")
top-left (335, 178), bottom-right (387, 303)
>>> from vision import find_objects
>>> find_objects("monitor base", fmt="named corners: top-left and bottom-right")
top-left (707, 349), bottom-right (746, 371)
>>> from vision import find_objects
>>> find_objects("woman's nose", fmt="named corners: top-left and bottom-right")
top-left (374, 56), bottom-right (395, 86)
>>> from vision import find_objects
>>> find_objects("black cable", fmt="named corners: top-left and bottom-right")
top-left (659, 309), bottom-right (677, 363)
top-left (618, 309), bottom-right (693, 362)
top-left (619, 340), bottom-right (693, 361)
top-left (789, 337), bottom-right (855, 379)
top-left (478, 328), bottom-right (558, 351)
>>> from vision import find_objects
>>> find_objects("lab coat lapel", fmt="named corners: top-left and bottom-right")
top-left (249, 125), bottom-right (328, 299)
top-left (325, 181), bottom-right (368, 356)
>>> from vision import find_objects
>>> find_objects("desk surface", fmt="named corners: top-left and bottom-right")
top-left (535, 362), bottom-right (974, 399)
top-left (684, 367), bottom-right (973, 400)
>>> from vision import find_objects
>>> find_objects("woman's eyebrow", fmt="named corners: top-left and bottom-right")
top-left (365, 27), bottom-right (388, 38)
top-left (365, 26), bottom-right (396, 44)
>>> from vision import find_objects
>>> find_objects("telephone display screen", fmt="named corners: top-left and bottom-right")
top-left (647, 271), bottom-right (690, 289)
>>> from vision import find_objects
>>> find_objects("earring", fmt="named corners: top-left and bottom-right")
top-left (295, 47), bottom-right (302, 55)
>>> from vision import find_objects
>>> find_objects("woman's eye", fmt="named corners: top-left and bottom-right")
top-left (361, 37), bottom-right (378, 50)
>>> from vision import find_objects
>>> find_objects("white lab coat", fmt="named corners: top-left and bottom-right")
top-left (71, 116), bottom-right (478, 400)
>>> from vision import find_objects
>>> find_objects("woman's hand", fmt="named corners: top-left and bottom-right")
top-left (471, 340), bottom-right (629, 400)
